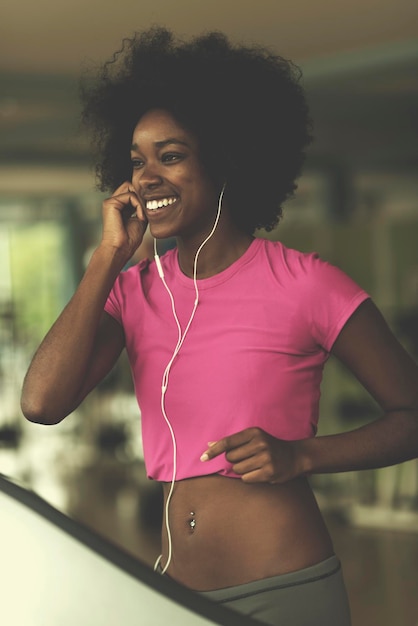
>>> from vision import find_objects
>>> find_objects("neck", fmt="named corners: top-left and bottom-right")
top-left (176, 218), bottom-right (253, 279)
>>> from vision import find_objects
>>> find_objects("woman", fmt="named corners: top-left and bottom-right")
top-left (21, 28), bottom-right (418, 625)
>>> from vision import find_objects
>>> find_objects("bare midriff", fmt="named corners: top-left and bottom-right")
top-left (160, 474), bottom-right (334, 591)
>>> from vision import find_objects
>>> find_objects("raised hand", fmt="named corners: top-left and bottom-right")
top-left (101, 181), bottom-right (148, 260)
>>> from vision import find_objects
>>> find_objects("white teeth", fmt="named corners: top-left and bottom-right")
top-left (146, 197), bottom-right (177, 211)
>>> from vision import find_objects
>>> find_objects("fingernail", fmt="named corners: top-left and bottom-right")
top-left (200, 452), bottom-right (209, 462)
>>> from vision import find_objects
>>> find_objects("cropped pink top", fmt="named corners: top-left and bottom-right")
top-left (105, 238), bottom-right (369, 481)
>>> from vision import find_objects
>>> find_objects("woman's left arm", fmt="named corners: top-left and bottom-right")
top-left (201, 299), bottom-right (418, 482)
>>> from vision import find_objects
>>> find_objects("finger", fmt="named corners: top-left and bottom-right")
top-left (240, 468), bottom-right (270, 484)
top-left (230, 456), bottom-right (263, 477)
top-left (110, 190), bottom-right (141, 210)
top-left (106, 191), bottom-right (146, 222)
top-left (225, 441), bottom-right (258, 464)
top-left (104, 190), bottom-right (135, 209)
top-left (200, 441), bottom-right (219, 462)
top-left (200, 436), bottom-right (240, 461)
top-left (200, 429), bottom-right (255, 462)
top-left (128, 203), bottom-right (147, 223)
top-left (112, 181), bottom-right (135, 196)
top-left (127, 192), bottom-right (146, 222)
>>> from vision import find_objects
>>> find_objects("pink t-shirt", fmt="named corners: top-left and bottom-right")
top-left (105, 238), bottom-right (369, 481)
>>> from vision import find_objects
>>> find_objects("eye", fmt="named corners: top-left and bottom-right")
top-left (131, 158), bottom-right (145, 169)
top-left (161, 152), bottom-right (184, 164)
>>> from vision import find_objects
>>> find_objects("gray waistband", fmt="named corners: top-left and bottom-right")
top-left (198, 555), bottom-right (341, 603)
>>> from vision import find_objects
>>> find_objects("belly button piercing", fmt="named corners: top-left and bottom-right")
top-left (189, 511), bottom-right (196, 531)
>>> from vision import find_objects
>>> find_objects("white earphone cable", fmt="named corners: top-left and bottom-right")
top-left (153, 184), bottom-right (226, 574)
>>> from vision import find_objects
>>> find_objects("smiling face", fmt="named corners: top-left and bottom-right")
top-left (130, 109), bottom-right (220, 242)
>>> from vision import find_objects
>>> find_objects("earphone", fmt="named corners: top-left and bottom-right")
top-left (153, 183), bottom-right (226, 575)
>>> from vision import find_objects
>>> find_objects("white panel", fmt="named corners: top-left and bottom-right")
top-left (0, 477), bottom-right (257, 626)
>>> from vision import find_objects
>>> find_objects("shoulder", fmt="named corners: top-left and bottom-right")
top-left (260, 238), bottom-right (332, 284)
top-left (260, 238), bottom-right (363, 286)
top-left (119, 257), bottom-right (149, 281)
top-left (115, 247), bottom-right (174, 283)
top-left (113, 247), bottom-right (179, 297)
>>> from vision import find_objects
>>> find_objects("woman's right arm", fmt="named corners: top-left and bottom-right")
top-left (21, 182), bottom-right (147, 425)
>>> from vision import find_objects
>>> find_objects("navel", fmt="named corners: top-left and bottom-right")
top-left (188, 511), bottom-right (196, 533)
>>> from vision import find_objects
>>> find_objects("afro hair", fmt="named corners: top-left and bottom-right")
top-left (81, 26), bottom-right (312, 234)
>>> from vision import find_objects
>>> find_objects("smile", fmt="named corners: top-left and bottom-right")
top-left (146, 197), bottom-right (178, 211)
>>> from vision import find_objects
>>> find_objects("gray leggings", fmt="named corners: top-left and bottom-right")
top-left (198, 556), bottom-right (351, 626)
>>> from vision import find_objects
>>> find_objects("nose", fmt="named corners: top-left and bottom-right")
top-left (137, 161), bottom-right (163, 190)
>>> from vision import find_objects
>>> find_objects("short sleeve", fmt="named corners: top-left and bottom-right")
top-left (104, 258), bottom-right (150, 326)
top-left (104, 278), bottom-right (123, 324)
top-left (299, 253), bottom-right (370, 352)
